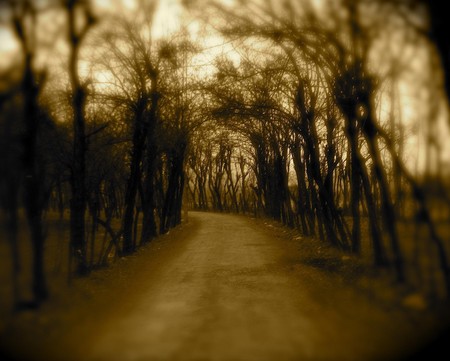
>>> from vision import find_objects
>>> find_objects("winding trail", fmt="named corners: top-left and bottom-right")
top-left (1, 212), bottom-right (443, 361)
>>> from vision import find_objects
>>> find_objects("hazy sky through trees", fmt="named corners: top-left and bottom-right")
top-left (0, 0), bottom-right (449, 173)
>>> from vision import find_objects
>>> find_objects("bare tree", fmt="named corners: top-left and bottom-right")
top-left (1, 0), bottom-right (50, 305)
top-left (66, 0), bottom-right (96, 275)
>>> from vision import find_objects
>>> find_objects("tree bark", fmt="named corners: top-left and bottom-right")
top-left (122, 98), bottom-right (148, 254)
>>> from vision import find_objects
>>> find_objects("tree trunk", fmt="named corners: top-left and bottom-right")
top-left (290, 142), bottom-right (310, 235)
top-left (140, 150), bottom-right (158, 244)
top-left (22, 64), bottom-right (48, 302)
top-left (160, 144), bottom-right (186, 233)
top-left (67, 0), bottom-right (94, 276)
top-left (122, 98), bottom-right (148, 254)
top-left (69, 87), bottom-right (88, 275)
top-left (362, 110), bottom-right (405, 282)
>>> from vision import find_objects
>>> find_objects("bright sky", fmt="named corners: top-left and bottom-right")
top-left (0, 27), bottom-right (18, 70)
top-left (93, 0), bottom-right (183, 36)
top-left (153, 0), bottom-right (183, 37)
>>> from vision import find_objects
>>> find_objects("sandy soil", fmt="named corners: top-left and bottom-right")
top-left (0, 211), bottom-right (449, 361)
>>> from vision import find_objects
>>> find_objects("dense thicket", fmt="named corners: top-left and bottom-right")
top-left (0, 0), bottom-right (201, 308)
top-left (1, 0), bottom-right (449, 308)
top-left (184, 0), bottom-right (450, 301)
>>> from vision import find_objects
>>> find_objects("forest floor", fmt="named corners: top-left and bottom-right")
top-left (1, 211), bottom-right (450, 361)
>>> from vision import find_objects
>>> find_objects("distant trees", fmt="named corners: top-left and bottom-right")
top-left (187, 127), bottom-right (254, 214)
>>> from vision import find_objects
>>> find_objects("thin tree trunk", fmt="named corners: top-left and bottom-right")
top-left (67, 0), bottom-right (94, 276)
top-left (346, 120), bottom-right (362, 254)
top-left (161, 145), bottom-right (186, 233)
top-left (122, 99), bottom-right (147, 254)
top-left (291, 142), bottom-right (309, 235)
top-left (359, 158), bottom-right (388, 266)
top-left (362, 112), bottom-right (404, 282)
top-left (22, 63), bottom-right (48, 303)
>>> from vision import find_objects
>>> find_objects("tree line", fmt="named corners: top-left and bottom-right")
top-left (184, 0), bottom-right (450, 302)
top-left (0, 0), bottom-right (450, 309)
top-left (0, 0), bottom-right (204, 308)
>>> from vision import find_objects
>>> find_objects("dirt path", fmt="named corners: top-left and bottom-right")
top-left (1, 212), bottom-right (448, 361)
